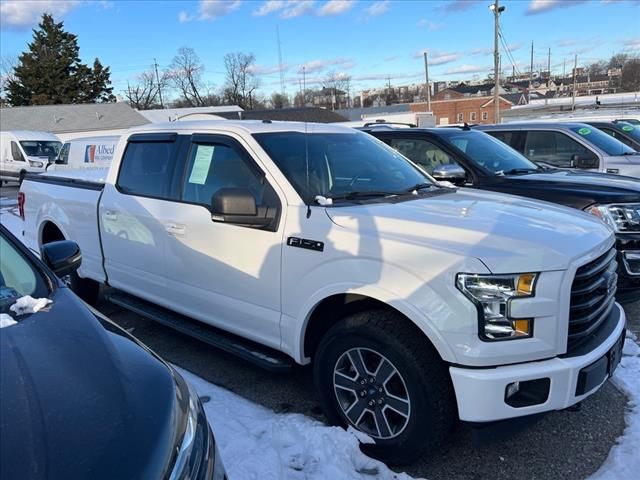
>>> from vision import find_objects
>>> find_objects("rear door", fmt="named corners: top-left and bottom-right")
top-left (522, 130), bottom-right (599, 169)
top-left (99, 133), bottom-right (187, 305)
top-left (163, 134), bottom-right (285, 348)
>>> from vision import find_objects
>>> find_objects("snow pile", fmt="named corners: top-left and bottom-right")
top-left (0, 206), bottom-right (24, 244)
top-left (0, 314), bottom-right (17, 328)
top-left (588, 333), bottom-right (640, 480)
top-left (9, 296), bottom-right (52, 315)
top-left (177, 368), bottom-right (419, 480)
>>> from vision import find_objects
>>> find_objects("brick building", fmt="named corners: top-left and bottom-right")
top-left (410, 95), bottom-right (514, 125)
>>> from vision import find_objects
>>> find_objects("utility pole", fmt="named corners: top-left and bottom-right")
top-left (528, 41), bottom-right (533, 103)
top-left (545, 47), bottom-right (551, 105)
top-left (276, 26), bottom-right (286, 98)
top-left (490, 0), bottom-right (504, 123)
top-left (154, 58), bottom-right (164, 108)
top-left (302, 66), bottom-right (307, 107)
top-left (572, 54), bottom-right (578, 111)
top-left (423, 51), bottom-right (431, 111)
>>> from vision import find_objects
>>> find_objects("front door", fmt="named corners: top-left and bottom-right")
top-left (163, 134), bottom-right (284, 349)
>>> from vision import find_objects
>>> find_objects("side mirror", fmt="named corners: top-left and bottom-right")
top-left (211, 188), bottom-right (273, 227)
top-left (40, 240), bottom-right (82, 278)
top-left (572, 153), bottom-right (599, 169)
top-left (432, 164), bottom-right (467, 185)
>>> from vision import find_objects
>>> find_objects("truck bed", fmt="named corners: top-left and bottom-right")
top-left (21, 171), bottom-right (107, 283)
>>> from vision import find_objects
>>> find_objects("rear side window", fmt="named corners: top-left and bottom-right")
top-left (523, 131), bottom-right (592, 167)
top-left (117, 139), bottom-right (178, 199)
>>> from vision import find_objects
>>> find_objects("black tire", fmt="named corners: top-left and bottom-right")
top-left (69, 272), bottom-right (100, 305)
top-left (313, 310), bottom-right (456, 465)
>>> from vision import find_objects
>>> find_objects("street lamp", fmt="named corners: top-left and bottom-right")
top-left (489, 1), bottom-right (505, 123)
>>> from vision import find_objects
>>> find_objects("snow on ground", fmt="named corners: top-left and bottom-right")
top-left (0, 206), bottom-right (24, 241)
top-left (178, 367), bottom-right (418, 480)
top-left (588, 333), bottom-right (640, 480)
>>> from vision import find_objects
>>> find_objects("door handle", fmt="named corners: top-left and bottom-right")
top-left (165, 223), bottom-right (185, 236)
top-left (104, 210), bottom-right (117, 221)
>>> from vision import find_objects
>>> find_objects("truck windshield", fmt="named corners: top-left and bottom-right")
top-left (254, 131), bottom-right (435, 203)
top-left (20, 141), bottom-right (62, 162)
top-left (570, 126), bottom-right (637, 156)
top-left (439, 130), bottom-right (540, 175)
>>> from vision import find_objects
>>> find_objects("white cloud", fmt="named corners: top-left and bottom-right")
top-left (414, 50), bottom-right (460, 65)
top-left (526, 0), bottom-right (588, 15)
top-left (417, 19), bottom-right (443, 30)
top-left (248, 63), bottom-right (290, 75)
top-left (318, 0), bottom-right (355, 16)
top-left (199, 0), bottom-right (241, 20)
top-left (297, 57), bottom-right (353, 74)
top-left (253, 0), bottom-right (285, 16)
top-left (443, 64), bottom-right (489, 75)
top-left (281, 0), bottom-right (315, 18)
top-left (0, 0), bottom-right (82, 29)
top-left (364, 0), bottom-right (389, 17)
top-left (622, 37), bottom-right (640, 51)
top-left (178, 11), bottom-right (195, 23)
top-left (439, 0), bottom-right (480, 13)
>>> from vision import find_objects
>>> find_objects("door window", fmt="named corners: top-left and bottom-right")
top-left (523, 131), bottom-right (592, 167)
top-left (10, 142), bottom-right (25, 162)
top-left (181, 141), bottom-right (277, 210)
top-left (389, 138), bottom-right (459, 174)
top-left (57, 143), bottom-right (70, 164)
top-left (117, 139), bottom-right (179, 199)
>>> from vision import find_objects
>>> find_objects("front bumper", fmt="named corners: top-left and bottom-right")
top-left (449, 303), bottom-right (626, 422)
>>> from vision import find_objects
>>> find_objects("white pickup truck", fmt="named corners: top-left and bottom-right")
top-left (19, 120), bottom-right (626, 463)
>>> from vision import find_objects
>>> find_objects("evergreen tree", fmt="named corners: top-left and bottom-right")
top-left (7, 14), bottom-right (114, 106)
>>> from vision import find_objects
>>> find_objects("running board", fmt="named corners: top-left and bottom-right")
top-left (106, 291), bottom-right (293, 373)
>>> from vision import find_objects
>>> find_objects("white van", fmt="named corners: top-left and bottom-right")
top-left (0, 131), bottom-right (61, 183)
top-left (49, 136), bottom-right (119, 172)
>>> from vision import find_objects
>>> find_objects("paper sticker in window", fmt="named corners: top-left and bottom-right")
top-left (188, 145), bottom-right (214, 185)
top-left (577, 127), bottom-right (591, 135)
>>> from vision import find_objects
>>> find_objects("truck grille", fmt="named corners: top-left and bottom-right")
top-left (568, 248), bottom-right (618, 351)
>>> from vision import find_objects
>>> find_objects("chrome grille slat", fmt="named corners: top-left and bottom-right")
top-left (567, 248), bottom-right (618, 351)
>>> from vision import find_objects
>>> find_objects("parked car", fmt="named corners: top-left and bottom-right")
top-left (19, 120), bottom-right (626, 464)
top-left (0, 224), bottom-right (225, 479)
top-left (360, 123), bottom-right (640, 302)
top-left (0, 130), bottom-right (61, 183)
top-left (615, 118), bottom-right (640, 126)
top-left (48, 135), bottom-right (119, 172)
top-left (584, 121), bottom-right (640, 151)
top-left (476, 122), bottom-right (640, 177)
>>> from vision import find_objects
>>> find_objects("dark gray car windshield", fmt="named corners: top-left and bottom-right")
top-left (439, 130), bottom-right (540, 174)
top-left (20, 141), bottom-right (62, 161)
top-left (570, 126), bottom-right (637, 156)
top-left (254, 131), bottom-right (435, 202)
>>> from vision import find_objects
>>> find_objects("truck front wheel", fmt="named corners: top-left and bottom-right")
top-left (313, 310), bottom-right (456, 465)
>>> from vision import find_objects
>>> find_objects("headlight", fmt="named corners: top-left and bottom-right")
top-left (456, 273), bottom-right (537, 341)
top-left (586, 203), bottom-right (640, 232)
top-left (29, 161), bottom-right (44, 168)
top-left (170, 381), bottom-right (206, 480)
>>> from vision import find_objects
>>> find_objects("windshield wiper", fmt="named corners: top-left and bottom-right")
top-left (319, 191), bottom-right (404, 203)
top-left (499, 168), bottom-right (540, 175)
top-left (404, 182), bottom-right (437, 192)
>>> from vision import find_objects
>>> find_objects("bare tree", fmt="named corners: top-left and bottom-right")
top-left (270, 92), bottom-right (289, 109)
top-left (223, 52), bottom-right (259, 109)
top-left (323, 71), bottom-right (351, 109)
top-left (124, 69), bottom-right (168, 110)
top-left (1, 54), bottom-right (18, 104)
top-left (169, 47), bottom-right (205, 107)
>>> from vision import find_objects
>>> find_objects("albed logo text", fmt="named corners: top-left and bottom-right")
top-left (84, 144), bottom-right (115, 163)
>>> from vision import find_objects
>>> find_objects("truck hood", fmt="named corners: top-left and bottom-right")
top-left (326, 188), bottom-right (613, 273)
top-left (0, 289), bottom-right (179, 480)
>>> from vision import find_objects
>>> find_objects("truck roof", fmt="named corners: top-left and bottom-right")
top-left (125, 120), bottom-right (356, 136)
top-left (1, 130), bottom-right (61, 141)
top-left (476, 122), bottom-right (592, 130)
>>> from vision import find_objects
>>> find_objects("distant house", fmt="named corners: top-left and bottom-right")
top-left (0, 102), bottom-right (149, 141)
top-left (411, 94), bottom-right (515, 125)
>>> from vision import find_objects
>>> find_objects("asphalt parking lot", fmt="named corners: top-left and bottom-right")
top-left (1, 183), bottom-right (638, 479)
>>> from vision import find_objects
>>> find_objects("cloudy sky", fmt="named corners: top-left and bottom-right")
top-left (1, 0), bottom-right (639, 99)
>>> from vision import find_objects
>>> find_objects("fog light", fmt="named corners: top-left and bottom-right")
top-left (504, 378), bottom-right (550, 408)
top-left (505, 381), bottom-right (520, 399)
